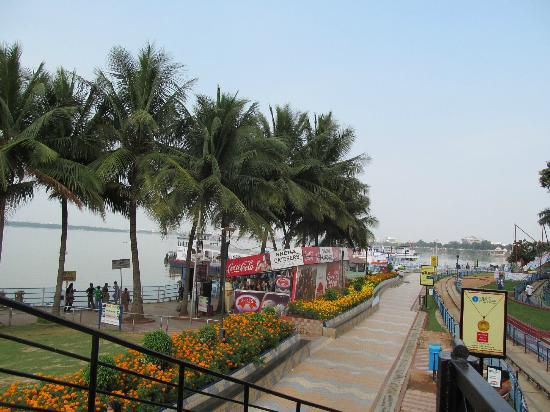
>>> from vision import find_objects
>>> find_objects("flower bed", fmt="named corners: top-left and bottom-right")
top-left (288, 272), bottom-right (399, 320)
top-left (0, 311), bottom-right (294, 412)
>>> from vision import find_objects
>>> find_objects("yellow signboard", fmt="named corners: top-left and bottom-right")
top-left (62, 271), bottom-right (76, 282)
top-left (460, 288), bottom-right (507, 358)
top-left (431, 255), bottom-right (438, 267)
top-left (420, 265), bottom-right (435, 286)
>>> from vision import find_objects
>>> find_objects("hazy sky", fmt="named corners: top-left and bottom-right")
top-left (3, 1), bottom-right (550, 244)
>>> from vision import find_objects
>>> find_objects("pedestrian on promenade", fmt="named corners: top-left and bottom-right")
top-left (64, 283), bottom-right (74, 312)
top-left (86, 283), bottom-right (95, 309)
top-left (102, 283), bottom-right (110, 303)
top-left (121, 288), bottom-right (130, 312)
top-left (497, 370), bottom-right (512, 400)
top-left (112, 281), bottom-right (120, 304)
top-left (525, 284), bottom-right (534, 303)
top-left (94, 285), bottom-right (102, 309)
top-left (494, 268), bottom-right (501, 289)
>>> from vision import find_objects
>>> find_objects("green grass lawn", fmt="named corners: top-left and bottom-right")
top-left (482, 280), bottom-right (521, 293)
top-left (507, 300), bottom-right (550, 331)
top-left (424, 295), bottom-right (445, 332)
top-left (0, 322), bottom-right (144, 387)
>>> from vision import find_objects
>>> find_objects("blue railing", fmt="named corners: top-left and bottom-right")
top-left (432, 288), bottom-right (529, 412)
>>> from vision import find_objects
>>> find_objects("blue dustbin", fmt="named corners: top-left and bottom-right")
top-left (428, 343), bottom-right (442, 371)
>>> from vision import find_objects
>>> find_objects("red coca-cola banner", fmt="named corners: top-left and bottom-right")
top-left (226, 253), bottom-right (271, 277)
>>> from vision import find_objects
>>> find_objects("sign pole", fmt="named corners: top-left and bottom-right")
top-left (425, 285), bottom-right (428, 308)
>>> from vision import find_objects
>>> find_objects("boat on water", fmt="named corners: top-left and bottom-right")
top-left (489, 247), bottom-right (508, 257)
top-left (350, 244), bottom-right (419, 271)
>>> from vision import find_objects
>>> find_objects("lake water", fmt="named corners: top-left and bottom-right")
top-left (0, 226), bottom-right (506, 289)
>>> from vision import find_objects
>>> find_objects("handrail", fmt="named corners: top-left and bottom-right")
top-left (0, 295), bottom-right (339, 412)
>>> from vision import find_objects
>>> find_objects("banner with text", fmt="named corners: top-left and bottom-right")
top-left (270, 247), bottom-right (304, 270)
top-left (420, 265), bottom-right (435, 286)
top-left (226, 253), bottom-right (271, 277)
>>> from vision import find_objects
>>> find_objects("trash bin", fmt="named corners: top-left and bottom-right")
top-left (429, 343), bottom-right (442, 371)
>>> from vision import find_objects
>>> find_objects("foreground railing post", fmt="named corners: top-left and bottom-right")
top-left (176, 363), bottom-right (185, 411)
top-left (243, 383), bottom-right (249, 412)
top-left (87, 334), bottom-right (100, 411)
top-left (295, 401), bottom-right (301, 411)
top-left (437, 351), bottom-right (459, 411)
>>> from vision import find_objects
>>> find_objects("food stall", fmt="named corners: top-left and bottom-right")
top-left (225, 247), bottom-right (351, 314)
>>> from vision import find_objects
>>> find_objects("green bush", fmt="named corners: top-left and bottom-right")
top-left (82, 355), bottom-right (119, 391)
top-left (143, 330), bottom-right (173, 368)
top-left (352, 277), bottom-right (366, 291)
top-left (198, 324), bottom-right (218, 347)
top-left (324, 288), bottom-right (340, 301)
top-left (262, 306), bottom-right (277, 317)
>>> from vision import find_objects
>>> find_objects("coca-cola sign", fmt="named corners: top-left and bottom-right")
top-left (226, 253), bottom-right (271, 277)
top-left (276, 277), bottom-right (291, 289)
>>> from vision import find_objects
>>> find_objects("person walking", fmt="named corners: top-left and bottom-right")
top-left (86, 283), bottom-right (95, 309)
top-left (525, 284), bottom-right (534, 304)
top-left (64, 283), bottom-right (74, 312)
top-left (494, 268), bottom-right (501, 290)
top-left (121, 288), bottom-right (130, 313)
top-left (112, 281), bottom-right (120, 304)
top-left (102, 283), bottom-right (110, 303)
top-left (94, 285), bottom-right (102, 310)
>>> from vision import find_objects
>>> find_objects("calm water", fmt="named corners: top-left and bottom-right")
top-left (0, 226), bottom-right (506, 289)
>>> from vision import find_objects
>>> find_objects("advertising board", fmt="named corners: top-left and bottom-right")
top-left (420, 265), bottom-right (435, 286)
top-left (460, 288), bottom-right (507, 358)
top-left (270, 247), bottom-right (304, 270)
top-left (100, 303), bottom-right (121, 327)
top-left (226, 253), bottom-right (271, 277)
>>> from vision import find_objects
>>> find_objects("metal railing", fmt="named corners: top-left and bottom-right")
top-left (0, 295), bottom-right (338, 412)
top-left (432, 288), bottom-right (529, 412)
top-left (0, 284), bottom-right (182, 308)
top-left (436, 338), bottom-right (514, 412)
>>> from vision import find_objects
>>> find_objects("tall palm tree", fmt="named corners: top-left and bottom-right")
top-left (0, 43), bottom-right (68, 263)
top-left (186, 87), bottom-right (284, 313)
top-left (93, 44), bottom-right (194, 317)
top-left (40, 69), bottom-right (104, 315)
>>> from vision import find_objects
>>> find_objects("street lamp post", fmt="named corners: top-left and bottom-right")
top-left (456, 255), bottom-right (460, 279)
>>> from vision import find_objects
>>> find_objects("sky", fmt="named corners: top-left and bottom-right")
top-left (3, 0), bottom-right (550, 244)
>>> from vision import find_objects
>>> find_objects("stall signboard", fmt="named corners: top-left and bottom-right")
top-left (460, 288), bottom-right (507, 358)
top-left (326, 261), bottom-right (341, 289)
top-left (431, 255), bottom-right (438, 267)
top-left (331, 247), bottom-right (343, 261)
top-left (275, 272), bottom-right (293, 295)
top-left (101, 303), bottom-right (121, 327)
top-left (226, 253), bottom-right (270, 277)
top-left (294, 265), bottom-right (317, 300)
top-left (270, 247), bottom-right (304, 270)
top-left (260, 292), bottom-right (290, 314)
top-left (198, 296), bottom-right (209, 312)
top-left (233, 290), bottom-right (266, 313)
top-left (302, 247), bottom-right (320, 265)
top-left (62, 271), bottom-right (76, 282)
top-left (319, 247), bottom-right (333, 263)
top-left (420, 265), bottom-right (435, 286)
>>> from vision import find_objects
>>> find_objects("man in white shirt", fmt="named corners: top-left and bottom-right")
top-left (494, 268), bottom-right (501, 289)
top-left (525, 284), bottom-right (534, 303)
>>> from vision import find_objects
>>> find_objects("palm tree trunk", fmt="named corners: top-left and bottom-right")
top-left (281, 222), bottom-right (290, 249)
top-left (217, 218), bottom-right (228, 313)
top-left (53, 199), bottom-right (68, 315)
top-left (0, 196), bottom-right (5, 264)
top-left (180, 217), bottom-right (198, 316)
top-left (260, 228), bottom-right (267, 253)
top-left (270, 230), bottom-right (277, 251)
top-left (129, 199), bottom-right (144, 317)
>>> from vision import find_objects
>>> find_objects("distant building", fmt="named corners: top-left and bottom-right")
top-left (461, 236), bottom-right (482, 245)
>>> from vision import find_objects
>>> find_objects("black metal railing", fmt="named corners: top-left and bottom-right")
top-left (437, 338), bottom-right (514, 412)
top-left (0, 295), bottom-right (338, 412)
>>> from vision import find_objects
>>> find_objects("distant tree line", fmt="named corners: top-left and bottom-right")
top-left (0, 43), bottom-right (376, 317)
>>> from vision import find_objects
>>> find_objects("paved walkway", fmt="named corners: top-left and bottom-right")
top-left (251, 274), bottom-right (423, 412)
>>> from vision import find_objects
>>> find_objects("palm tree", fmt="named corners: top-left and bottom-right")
top-left (0, 43), bottom-right (68, 263)
top-left (186, 87), bottom-right (284, 314)
top-left (40, 69), bottom-right (104, 315)
top-left (94, 44), bottom-right (195, 317)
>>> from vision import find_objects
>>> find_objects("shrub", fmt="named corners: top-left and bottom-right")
top-left (324, 288), bottom-right (340, 301)
top-left (198, 324), bottom-right (218, 347)
top-left (262, 306), bottom-right (277, 317)
top-left (82, 355), bottom-right (119, 391)
top-left (352, 277), bottom-right (366, 292)
top-left (143, 330), bottom-right (173, 368)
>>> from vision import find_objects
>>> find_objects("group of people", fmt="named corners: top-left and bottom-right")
top-left (83, 281), bottom-right (131, 312)
top-left (233, 275), bottom-right (276, 292)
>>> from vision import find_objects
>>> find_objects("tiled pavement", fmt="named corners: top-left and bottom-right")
top-left (251, 274), bottom-right (423, 412)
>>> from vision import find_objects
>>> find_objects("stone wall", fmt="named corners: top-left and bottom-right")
top-left (282, 315), bottom-right (324, 336)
